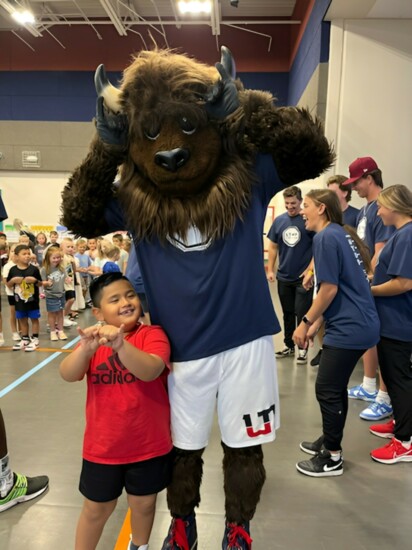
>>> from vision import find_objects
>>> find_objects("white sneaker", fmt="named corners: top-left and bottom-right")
top-left (13, 339), bottom-right (29, 351)
top-left (63, 317), bottom-right (75, 327)
top-left (296, 349), bottom-right (308, 364)
top-left (25, 338), bottom-right (39, 352)
top-left (0, 333), bottom-right (4, 347)
top-left (12, 332), bottom-right (22, 341)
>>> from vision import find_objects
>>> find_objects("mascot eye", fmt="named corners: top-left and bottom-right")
top-left (180, 117), bottom-right (196, 135)
top-left (144, 125), bottom-right (160, 141)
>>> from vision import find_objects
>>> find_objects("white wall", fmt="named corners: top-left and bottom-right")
top-left (0, 171), bottom-right (69, 230)
top-left (324, 18), bottom-right (412, 209)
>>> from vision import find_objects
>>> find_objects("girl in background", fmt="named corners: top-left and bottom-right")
top-left (2, 244), bottom-right (21, 342)
top-left (88, 240), bottom-right (121, 277)
top-left (34, 232), bottom-right (48, 266)
top-left (41, 246), bottom-right (67, 341)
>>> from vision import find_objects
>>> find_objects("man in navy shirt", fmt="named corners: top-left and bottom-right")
top-left (343, 157), bottom-right (395, 421)
top-left (267, 186), bottom-right (314, 363)
top-left (327, 175), bottom-right (359, 227)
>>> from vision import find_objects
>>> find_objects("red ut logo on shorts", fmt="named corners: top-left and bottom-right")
top-left (243, 404), bottom-right (276, 438)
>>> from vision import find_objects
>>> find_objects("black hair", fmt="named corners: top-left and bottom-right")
top-left (89, 272), bottom-right (131, 307)
top-left (14, 244), bottom-right (30, 255)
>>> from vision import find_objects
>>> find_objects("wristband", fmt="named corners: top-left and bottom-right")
top-left (302, 315), bottom-right (313, 326)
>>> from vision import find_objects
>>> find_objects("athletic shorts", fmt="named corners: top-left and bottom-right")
top-left (46, 295), bottom-right (66, 312)
top-left (169, 336), bottom-right (280, 449)
top-left (7, 295), bottom-right (15, 307)
top-left (15, 308), bottom-right (41, 320)
top-left (65, 290), bottom-right (75, 301)
top-left (79, 450), bottom-right (173, 503)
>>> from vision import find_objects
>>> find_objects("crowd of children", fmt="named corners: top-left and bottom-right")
top-left (0, 230), bottom-right (131, 350)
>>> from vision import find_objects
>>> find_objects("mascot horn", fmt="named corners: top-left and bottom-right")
top-left (62, 46), bottom-right (334, 549)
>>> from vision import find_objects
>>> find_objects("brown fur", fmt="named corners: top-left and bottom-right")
top-left (222, 442), bottom-right (266, 523)
top-left (166, 447), bottom-right (205, 516)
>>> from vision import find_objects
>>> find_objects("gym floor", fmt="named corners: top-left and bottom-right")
top-left (0, 285), bottom-right (410, 549)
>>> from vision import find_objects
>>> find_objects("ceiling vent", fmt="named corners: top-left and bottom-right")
top-left (22, 151), bottom-right (41, 168)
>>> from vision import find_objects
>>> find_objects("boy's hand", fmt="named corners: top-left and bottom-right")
top-left (24, 276), bottom-right (37, 283)
top-left (77, 326), bottom-right (100, 354)
top-left (98, 324), bottom-right (125, 352)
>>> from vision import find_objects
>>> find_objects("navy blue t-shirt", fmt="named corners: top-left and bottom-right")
top-left (343, 205), bottom-right (359, 227)
top-left (267, 212), bottom-right (314, 281)
top-left (313, 224), bottom-right (380, 349)
top-left (356, 200), bottom-right (394, 253)
top-left (372, 222), bottom-right (412, 342)
top-left (105, 153), bottom-right (283, 362)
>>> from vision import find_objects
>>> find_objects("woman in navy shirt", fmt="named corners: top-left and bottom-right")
top-left (369, 184), bottom-right (412, 463)
top-left (293, 189), bottom-right (380, 477)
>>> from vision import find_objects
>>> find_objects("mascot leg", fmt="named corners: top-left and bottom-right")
top-left (222, 442), bottom-right (266, 549)
top-left (162, 447), bottom-right (205, 550)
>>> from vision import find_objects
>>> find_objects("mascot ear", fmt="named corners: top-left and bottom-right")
top-left (94, 64), bottom-right (122, 114)
top-left (205, 46), bottom-right (239, 119)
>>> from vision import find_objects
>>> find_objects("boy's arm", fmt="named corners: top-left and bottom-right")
top-left (98, 325), bottom-right (166, 382)
top-left (59, 326), bottom-right (100, 382)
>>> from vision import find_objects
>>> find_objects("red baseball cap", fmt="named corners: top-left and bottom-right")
top-left (343, 156), bottom-right (379, 185)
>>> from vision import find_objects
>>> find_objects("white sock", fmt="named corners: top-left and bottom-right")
top-left (376, 390), bottom-right (391, 405)
top-left (362, 376), bottom-right (376, 394)
top-left (329, 451), bottom-right (341, 462)
top-left (0, 454), bottom-right (14, 498)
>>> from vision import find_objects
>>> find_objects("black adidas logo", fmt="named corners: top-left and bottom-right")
top-left (91, 354), bottom-right (137, 385)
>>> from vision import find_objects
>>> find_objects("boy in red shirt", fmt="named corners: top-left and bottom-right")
top-left (60, 272), bottom-right (172, 550)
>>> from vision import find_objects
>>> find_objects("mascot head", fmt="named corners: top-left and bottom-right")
top-left (95, 48), bottom-right (254, 243)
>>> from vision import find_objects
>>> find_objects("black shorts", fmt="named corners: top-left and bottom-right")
top-left (7, 295), bottom-right (15, 307)
top-left (79, 450), bottom-right (173, 502)
top-left (65, 290), bottom-right (76, 301)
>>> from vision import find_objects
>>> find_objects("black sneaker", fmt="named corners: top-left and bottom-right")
top-left (222, 521), bottom-right (252, 549)
top-left (296, 449), bottom-right (343, 477)
top-left (0, 473), bottom-right (49, 512)
top-left (275, 347), bottom-right (295, 358)
top-left (300, 435), bottom-right (324, 455)
top-left (162, 513), bottom-right (197, 549)
top-left (310, 349), bottom-right (322, 366)
top-left (296, 349), bottom-right (308, 364)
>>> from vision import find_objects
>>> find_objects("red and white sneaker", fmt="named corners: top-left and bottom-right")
top-left (369, 419), bottom-right (395, 439)
top-left (371, 438), bottom-right (412, 464)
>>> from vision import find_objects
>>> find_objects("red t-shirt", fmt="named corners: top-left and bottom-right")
top-left (82, 323), bottom-right (172, 464)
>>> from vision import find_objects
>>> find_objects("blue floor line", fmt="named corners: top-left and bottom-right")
top-left (0, 336), bottom-right (80, 399)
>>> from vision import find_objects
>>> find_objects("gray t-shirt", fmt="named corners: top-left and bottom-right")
top-left (40, 266), bottom-right (66, 298)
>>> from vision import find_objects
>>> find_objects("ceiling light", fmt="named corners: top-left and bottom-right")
top-left (178, 1), bottom-right (212, 15)
top-left (11, 9), bottom-right (35, 25)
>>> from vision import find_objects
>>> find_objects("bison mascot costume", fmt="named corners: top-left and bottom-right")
top-left (62, 47), bottom-right (333, 549)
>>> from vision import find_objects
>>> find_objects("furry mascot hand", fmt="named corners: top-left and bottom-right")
top-left (95, 97), bottom-right (128, 147)
top-left (205, 46), bottom-right (239, 119)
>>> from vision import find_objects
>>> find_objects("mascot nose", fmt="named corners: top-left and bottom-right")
top-left (155, 148), bottom-right (190, 172)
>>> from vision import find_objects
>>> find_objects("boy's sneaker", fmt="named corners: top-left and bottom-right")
top-left (58, 331), bottom-right (68, 340)
top-left (162, 513), bottom-right (197, 549)
top-left (275, 347), bottom-right (294, 358)
top-left (371, 438), bottom-right (412, 464)
top-left (370, 419), bottom-right (395, 439)
top-left (25, 338), bottom-right (39, 352)
top-left (0, 472), bottom-right (49, 512)
top-left (0, 333), bottom-right (4, 347)
top-left (50, 332), bottom-right (59, 342)
top-left (12, 339), bottom-right (30, 351)
top-left (348, 384), bottom-right (378, 402)
top-left (222, 521), bottom-right (252, 549)
top-left (359, 401), bottom-right (393, 421)
top-left (310, 348), bottom-right (322, 366)
top-left (296, 349), bottom-right (308, 364)
top-left (296, 449), bottom-right (343, 477)
top-left (300, 435), bottom-right (325, 455)
top-left (12, 332), bottom-right (22, 341)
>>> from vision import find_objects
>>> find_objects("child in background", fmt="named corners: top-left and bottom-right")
top-left (41, 246), bottom-right (67, 341)
top-left (75, 239), bottom-right (92, 302)
top-left (60, 273), bottom-right (172, 550)
top-left (34, 232), bottom-right (48, 266)
top-left (6, 244), bottom-right (42, 351)
top-left (86, 238), bottom-right (99, 261)
top-left (60, 237), bottom-right (78, 328)
top-left (2, 244), bottom-right (21, 342)
top-left (49, 231), bottom-right (59, 246)
top-left (112, 233), bottom-right (129, 274)
top-left (0, 232), bottom-right (8, 267)
top-left (88, 240), bottom-right (121, 277)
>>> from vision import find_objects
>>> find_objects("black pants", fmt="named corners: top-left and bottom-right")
top-left (277, 278), bottom-right (313, 349)
top-left (377, 337), bottom-right (412, 441)
top-left (316, 345), bottom-right (365, 451)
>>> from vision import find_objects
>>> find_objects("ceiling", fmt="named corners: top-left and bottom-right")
top-left (0, 0), bottom-right (300, 44)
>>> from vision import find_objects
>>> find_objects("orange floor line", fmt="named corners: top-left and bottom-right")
top-left (114, 508), bottom-right (131, 550)
top-left (0, 347), bottom-right (72, 353)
